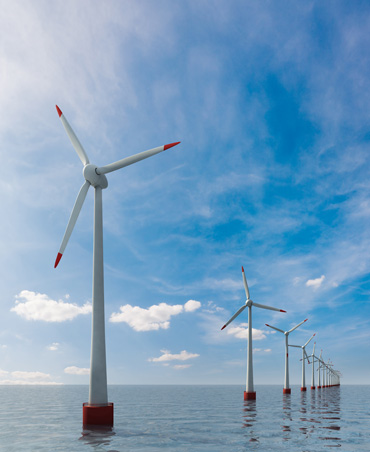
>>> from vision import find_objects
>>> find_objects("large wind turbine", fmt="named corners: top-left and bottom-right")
top-left (289, 333), bottom-right (315, 391)
top-left (265, 318), bottom-right (308, 394)
top-left (221, 267), bottom-right (286, 400)
top-left (54, 105), bottom-right (180, 426)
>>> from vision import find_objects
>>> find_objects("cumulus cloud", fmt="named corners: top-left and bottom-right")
top-left (64, 366), bottom-right (90, 375)
top-left (305, 275), bottom-right (325, 290)
top-left (148, 350), bottom-right (199, 363)
top-left (226, 323), bottom-right (267, 340)
top-left (11, 290), bottom-right (91, 322)
top-left (47, 342), bottom-right (59, 351)
top-left (184, 300), bottom-right (201, 312)
top-left (0, 370), bottom-right (61, 385)
top-left (110, 300), bottom-right (201, 331)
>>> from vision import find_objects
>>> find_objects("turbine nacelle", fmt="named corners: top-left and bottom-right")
top-left (83, 164), bottom-right (108, 189)
top-left (245, 299), bottom-right (252, 307)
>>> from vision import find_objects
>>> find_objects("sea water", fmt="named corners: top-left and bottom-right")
top-left (0, 385), bottom-right (369, 451)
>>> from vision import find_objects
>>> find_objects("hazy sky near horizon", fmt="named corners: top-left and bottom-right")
top-left (0, 0), bottom-right (369, 387)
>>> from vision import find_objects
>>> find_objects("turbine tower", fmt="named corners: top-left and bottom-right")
top-left (289, 333), bottom-right (315, 391)
top-left (54, 105), bottom-right (180, 426)
top-left (221, 267), bottom-right (286, 400)
top-left (265, 318), bottom-right (308, 394)
top-left (309, 341), bottom-right (316, 389)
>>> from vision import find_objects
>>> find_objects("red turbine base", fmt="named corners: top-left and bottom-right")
top-left (311, 386), bottom-right (315, 390)
top-left (244, 391), bottom-right (256, 400)
top-left (83, 403), bottom-right (114, 426)
top-left (301, 387), bottom-right (307, 391)
top-left (283, 388), bottom-right (291, 394)
top-left (317, 385), bottom-right (321, 389)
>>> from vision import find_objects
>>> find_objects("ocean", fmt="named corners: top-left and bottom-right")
top-left (0, 385), bottom-right (368, 451)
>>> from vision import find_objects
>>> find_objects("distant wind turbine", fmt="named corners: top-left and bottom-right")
top-left (265, 318), bottom-right (308, 394)
top-left (309, 341), bottom-right (317, 389)
top-left (221, 266), bottom-right (286, 400)
top-left (54, 105), bottom-right (180, 426)
top-left (289, 333), bottom-right (315, 391)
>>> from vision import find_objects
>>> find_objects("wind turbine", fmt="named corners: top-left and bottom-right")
top-left (289, 333), bottom-right (315, 391)
top-left (54, 105), bottom-right (180, 426)
top-left (309, 341), bottom-right (316, 389)
top-left (221, 266), bottom-right (286, 400)
top-left (316, 349), bottom-right (322, 389)
top-left (265, 318), bottom-right (308, 394)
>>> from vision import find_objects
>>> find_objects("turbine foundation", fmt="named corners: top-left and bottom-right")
top-left (244, 391), bottom-right (256, 400)
top-left (83, 403), bottom-right (114, 427)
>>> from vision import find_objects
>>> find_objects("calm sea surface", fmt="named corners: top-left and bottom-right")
top-left (0, 385), bottom-right (369, 451)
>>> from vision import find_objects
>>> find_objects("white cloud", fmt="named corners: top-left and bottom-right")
top-left (148, 350), bottom-right (199, 363)
top-left (0, 370), bottom-right (61, 385)
top-left (184, 299), bottom-right (201, 312)
top-left (253, 348), bottom-right (272, 353)
top-left (173, 364), bottom-right (192, 370)
top-left (306, 275), bottom-right (325, 290)
top-left (64, 366), bottom-right (90, 375)
top-left (110, 300), bottom-right (201, 331)
top-left (11, 371), bottom-right (51, 380)
top-left (226, 323), bottom-right (267, 340)
top-left (11, 290), bottom-right (92, 322)
top-left (47, 342), bottom-right (59, 351)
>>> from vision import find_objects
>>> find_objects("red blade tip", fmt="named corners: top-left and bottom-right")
top-left (304, 318), bottom-right (308, 322)
top-left (241, 266), bottom-right (244, 272)
top-left (164, 141), bottom-right (181, 150)
top-left (221, 325), bottom-right (226, 330)
top-left (280, 309), bottom-right (287, 313)
top-left (56, 105), bottom-right (62, 117)
top-left (265, 324), bottom-right (270, 327)
top-left (54, 252), bottom-right (63, 268)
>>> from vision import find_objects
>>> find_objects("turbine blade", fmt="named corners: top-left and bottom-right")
top-left (304, 333), bottom-right (316, 348)
top-left (56, 105), bottom-right (90, 166)
top-left (312, 342), bottom-right (316, 355)
top-left (97, 142), bottom-right (181, 175)
top-left (265, 323), bottom-right (285, 334)
top-left (304, 350), bottom-right (310, 364)
top-left (287, 318), bottom-right (308, 334)
top-left (252, 301), bottom-right (286, 313)
top-left (288, 344), bottom-right (301, 348)
top-left (221, 304), bottom-right (247, 330)
top-left (241, 266), bottom-right (250, 299)
top-left (54, 181), bottom-right (90, 268)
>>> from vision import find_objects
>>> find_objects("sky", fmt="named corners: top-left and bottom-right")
top-left (0, 0), bottom-right (369, 388)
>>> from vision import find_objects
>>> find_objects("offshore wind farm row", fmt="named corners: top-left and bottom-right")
top-left (221, 267), bottom-right (341, 400)
top-left (54, 105), bottom-right (340, 427)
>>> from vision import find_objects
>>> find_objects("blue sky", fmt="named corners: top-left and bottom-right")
top-left (0, 0), bottom-right (369, 387)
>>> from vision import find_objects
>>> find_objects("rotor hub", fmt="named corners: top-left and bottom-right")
top-left (83, 164), bottom-right (108, 189)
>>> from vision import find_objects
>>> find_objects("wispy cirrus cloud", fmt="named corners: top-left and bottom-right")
top-left (11, 291), bottom-right (91, 322)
